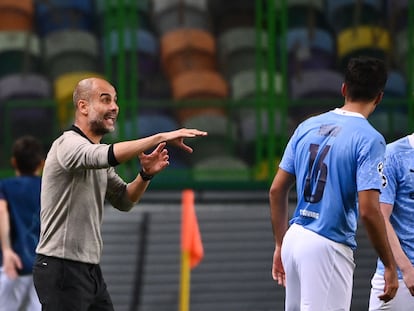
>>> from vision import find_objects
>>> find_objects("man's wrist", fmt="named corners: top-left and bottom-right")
top-left (139, 169), bottom-right (154, 181)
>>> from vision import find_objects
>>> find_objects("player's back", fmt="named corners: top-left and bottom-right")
top-left (286, 108), bottom-right (385, 248)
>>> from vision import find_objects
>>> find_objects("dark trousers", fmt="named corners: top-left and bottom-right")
top-left (33, 254), bottom-right (114, 311)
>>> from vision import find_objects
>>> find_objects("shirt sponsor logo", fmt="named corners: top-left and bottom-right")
top-left (300, 209), bottom-right (319, 219)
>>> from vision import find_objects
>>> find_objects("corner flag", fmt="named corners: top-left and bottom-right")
top-left (179, 189), bottom-right (204, 311)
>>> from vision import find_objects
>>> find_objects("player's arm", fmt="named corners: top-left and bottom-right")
top-left (112, 128), bottom-right (207, 164)
top-left (0, 199), bottom-right (11, 251)
top-left (380, 202), bottom-right (414, 296)
top-left (269, 168), bottom-right (295, 286)
top-left (0, 199), bottom-right (22, 279)
top-left (359, 190), bottom-right (398, 302)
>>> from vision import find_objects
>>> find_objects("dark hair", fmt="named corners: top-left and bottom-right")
top-left (12, 136), bottom-right (44, 175)
top-left (344, 56), bottom-right (388, 102)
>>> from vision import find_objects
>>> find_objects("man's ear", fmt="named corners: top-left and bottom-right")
top-left (374, 92), bottom-right (384, 106)
top-left (341, 83), bottom-right (346, 97)
top-left (78, 99), bottom-right (89, 115)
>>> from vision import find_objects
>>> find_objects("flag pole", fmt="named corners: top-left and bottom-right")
top-left (179, 189), bottom-right (204, 311)
top-left (179, 249), bottom-right (191, 311)
top-left (179, 190), bottom-right (193, 311)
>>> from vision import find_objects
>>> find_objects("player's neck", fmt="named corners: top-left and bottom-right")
top-left (341, 100), bottom-right (378, 119)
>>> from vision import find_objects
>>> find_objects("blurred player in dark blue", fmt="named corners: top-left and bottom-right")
top-left (269, 56), bottom-right (398, 310)
top-left (0, 136), bottom-right (44, 311)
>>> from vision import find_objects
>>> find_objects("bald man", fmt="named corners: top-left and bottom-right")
top-left (32, 78), bottom-right (207, 311)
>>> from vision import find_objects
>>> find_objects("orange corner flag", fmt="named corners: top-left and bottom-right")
top-left (181, 189), bottom-right (204, 269)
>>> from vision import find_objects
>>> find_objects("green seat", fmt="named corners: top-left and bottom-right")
top-left (218, 27), bottom-right (268, 78)
top-left (231, 70), bottom-right (282, 100)
top-left (185, 136), bottom-right (234, 165)
top-left (152, 0), bottom-right (210, 35)
top-left (0, 31), bottom-right (41, 77)
top-left (44, 30), bottom-right (99, 80)
top-left (192, 155), bottom-right (250, 181)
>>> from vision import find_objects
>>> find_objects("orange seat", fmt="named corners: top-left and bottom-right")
top-left (0, 0), bottom-right (34, 30)
top-left (175, 105), bottom-right (227, 125)
top-left (161, 29), bottom-right (217, 79)
top-left (171, 70), bottom-right (228, 123)
top-left (172, 70), bottom-right (228, 99)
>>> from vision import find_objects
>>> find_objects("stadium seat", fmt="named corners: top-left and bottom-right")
top-left (384, 70), bottom-right (407, 98)
top-left (217, 27), bottom-right (268, 79)
top-left (102, 27), bottom-right (161, 101)
top-left (237, 109), bottom-right (293, 164)
top-left (231, 70), bottom-right (282, 100)
top-left (171, 70), bottom-right (228, 123)
top-left (192, 155), bottom-right (250, 181)
top-left (286, 27), bottom-right (334, 55)
top-left (139, 73), bottom-right (171, 99)
top-left (369, 107), bottom-right (408, 141)
top-left (387, 0), bottom-right (408, 32)
top-left (0, 0), bottom-right (34, 31)
top-left (208, 0), bottom-right (255, 34)
top-left (105, 28), bottom-right (159, 78)
top-left (289, 69), bottom-right (343, 123)
top-left (0, 72), bottom-right (53, 139)
top-left (181, 112), bottom-right (237, 165)
top-left (286, 27), bottom-right (335, 75)
top-left (288, 48), bottom-right (335, 76)
top-left (151, 0), bottom-right (210, 35)
top-left (1, 100), bottom-right (56, 148)
top-left (326, 0), bottom-right (383, 33)
top-left (0, 73), bottom-right (51, 100)
top-left (286, 0), bottom-right (328, 30)
top-left (230, 69), bottom-right (285, 163)
top-left (126, 112), bottom-right (179, 138)
top-left (337, 26), bottom-right (391, 70)
top-left (161, 28), bottom-right (217, 79)
top-left (0, 31), bottom-right (41, 77)
top-left (122, 111), bottom-right (188, 168)
top-left (183, 114), bottom-right (234, 137)
top-left (44, 30), bottom-right (99, 80)
top-left (0, 73), bottom-right (55, 166)
top-left (35, 0), bottom-right (95, 36)
top-left (290, 69), bottom-right (343, 99)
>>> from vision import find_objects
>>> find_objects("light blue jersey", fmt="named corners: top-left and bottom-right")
top-left (280, 108), bottom-right (386, 249)
top-left (375, 135), bottom-right (414, 279)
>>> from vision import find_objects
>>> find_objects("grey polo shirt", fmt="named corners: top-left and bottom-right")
top-left (36, 126), bottom-right (134, 264)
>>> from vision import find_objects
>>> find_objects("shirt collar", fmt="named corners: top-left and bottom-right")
top-left (332, 108), bottom-right (365, 119)
top-left (70, 125), bottom-right (95, 144)
top-left (408, 134), bottom-right (414, 148)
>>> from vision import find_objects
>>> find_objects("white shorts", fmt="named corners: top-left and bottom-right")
top-left (369, 272), bottom-right (414, 311)
top-left (0, 267), bottom-right (41, 311)
top-left (281, 224), bottom-right (355, 311)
